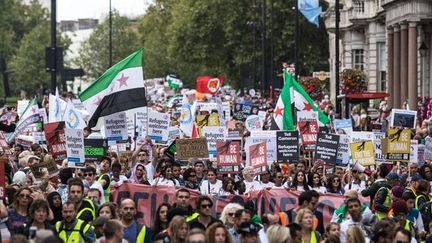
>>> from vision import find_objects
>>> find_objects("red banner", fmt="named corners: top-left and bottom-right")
top-left (0, 159), bottom-right (5, 200)
top-left (196, 76), bottom-right (224, 95)
top-left (44, 122), bottom-right (67, 162)
top-left (111, 184), bottom-right (367, 227)
top-left (248, 142), bottom-right (267, 174)
top-left (216, 141), bottom-right (241, 174)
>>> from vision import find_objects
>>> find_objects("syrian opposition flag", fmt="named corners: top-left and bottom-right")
top-left (196, 76), bottom-right (223, 95)
top-left (79, 49), bottom-right (147, 128)
top-left (49, 88), bottom-right (67, 123)
top-left (7, 98), bottom-right (40, 143)
top-left (273, 70), bottom-right (330, 130)
top-left (166, 74), bottom-right (183, 90)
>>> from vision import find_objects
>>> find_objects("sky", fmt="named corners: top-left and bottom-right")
top-left (55, 0), bottom-right (152, 21)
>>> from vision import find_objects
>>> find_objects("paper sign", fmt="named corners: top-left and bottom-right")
top-left (216, 141), bottom-right (241, 174)
top-left (373, 132), bottom-right (387, 164)
top-left (30, 159), bottom-right (59, 180)
top-left (336, 135), bottom-right (350, 166)
top-left (245, 115), bottom-right (263, 131)
top-left (410, 140), bottom-right (418, 164)
top-left (176, 138), bottom-right (209, 160)
top-left (0, 132), bottom-right (11, 156)
top-left (202, 126), bottom-right (226, 157)
top-left (84, 139), bottom-right (107, 162)
top-left (390, 109), bottom-right (417, 129)
top-left (196, 114), bottom-right (220, 136)
top-left (315, 133), bottom-right (339, 165)
top-left (44, 122), bottom-right (67, 162)
top-left (72, 99), bottom-right (86, 110)
top-left (148, 111), bottom-right (170, 141)
top-left (297, 111), bottom-right (318, 152)
top-left (65, 129), bottom-right (85, 168)
top-left (104, 112), bottom-right (128, 141)
top-left (335, 119), bottom-right (353, 134)
top-left (424, 137), bottom-right (432, 160)
top-left (248, 142), bottom-right (267, 174)
top-left (248, 130), bottom-right (277, 162)
top-left (39, 108), bottom-right (48, 124)
top-left (276, 131), bottom-right (299, 162)
top-left (418, 144), bottom-right (425, 165)
top-left (350, 140), bottom-right (375, 166)
top-left (387, 128), bottom-right (411, 162)
top-left (350, 131), bottom-right (374, 143)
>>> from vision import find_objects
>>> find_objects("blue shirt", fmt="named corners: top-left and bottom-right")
top-left (124, 221), bottom-right (138, 243)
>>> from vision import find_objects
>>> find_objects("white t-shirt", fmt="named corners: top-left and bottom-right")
top-left (152, 177), bottom-right (175, 186)
top-left (312, 186), bottom-right (327, 194)
top-left (111, 175), bottom-right (129, 187)
top-left (89, 181), bottom-right (105, 204)
top-left (145, 163), bottom-right (155, 182)
top-left (200, 180), bottom-right (222, 195)
top-left (260, 181), bottom-right (274, 189)
top-left (344, 181), bottom-right (366, 192)
top-left (244, 180), bottom-right (262, 193)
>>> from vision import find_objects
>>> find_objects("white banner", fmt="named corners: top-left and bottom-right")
top-left (65, 128), bottom-right (85, 168)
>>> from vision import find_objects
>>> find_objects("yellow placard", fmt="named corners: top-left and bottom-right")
top-left (196, 114), bottom-right (220, 136)
top-left (350, 140), bottom-right (375, 166)
top-left (387, 129), bottom-right (411, 153)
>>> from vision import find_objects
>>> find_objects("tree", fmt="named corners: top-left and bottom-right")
top-left (74, 11), bottom-right (140, 80)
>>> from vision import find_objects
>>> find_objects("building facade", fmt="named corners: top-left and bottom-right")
top-left (323, 0), bottom-right (432, 110)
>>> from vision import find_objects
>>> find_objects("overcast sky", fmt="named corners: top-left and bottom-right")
top-left (56, 0), bottom-right (152, 21)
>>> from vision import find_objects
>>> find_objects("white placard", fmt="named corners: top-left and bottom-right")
top-left (410, 140), bottom-right (418, 164)
top-left (202, 126), bottom-right (226, 159)
top-left (65, 128), bottom-right (85, 168)
top-left (373, 132), bottom-right (387, 164)
top-left (336, 135), bottom-right (350, 166)
top-left (350, 131), bottom-right (374, 143)
top-left (258, 111), bottom-right (267, 124)
top-left (71, 99), bottom-right (86, 110)
top-left (245, 115), bottom-right (263, 131)
top-left (147, 111), bottom-right (170, 141)
top-left (39, 108), bottom-right (48, 124)
top-left (247, 130), bottom-right (277, 163)
top-left (104, 112), bottom-right (128, 141)
top-left (424, 137), bottom-right (432, 160)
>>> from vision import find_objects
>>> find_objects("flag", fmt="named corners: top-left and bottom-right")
top-left (196, 76), bottom-right (223, 95)
top-left (79, 49), bottom-right (147, 128)
top-left (7, 98), bottom-right (40, 143)
top-left (179, 94), bottom-right (194, 137)
top-left (64, 100), bottom-right (87, 129)
top-left (166, 74), bottom-right (183, 90)
top-left (49, 88), bottom-right (67, 123)
top-left (298, 0), bottom-right (322, 26)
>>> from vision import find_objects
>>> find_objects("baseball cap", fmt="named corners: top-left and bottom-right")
top-left (386, 172), bottom-right (400, 180)
top-left (238, 221), bottom-right (261, 235)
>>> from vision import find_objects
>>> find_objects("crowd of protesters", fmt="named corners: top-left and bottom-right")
top-left (0, 88), bottom-right (432, 243)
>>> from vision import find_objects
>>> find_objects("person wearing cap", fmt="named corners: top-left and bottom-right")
top-left (392, 199), bottom-right (419, 242)
top-left (372, 171), bottom-right (400, 220)
top-left (405, 173), bottom-right (422, 198)
top-left (237, 221), bottom-right (260, 243)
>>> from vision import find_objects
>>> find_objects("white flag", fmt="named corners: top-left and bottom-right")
top-left (64, 100), bottom-right (87, 129)
top-left (49, 88), bottom-right (67, 122)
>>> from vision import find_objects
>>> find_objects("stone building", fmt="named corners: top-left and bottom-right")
top-left (323, 0), bottom-right (432, 110)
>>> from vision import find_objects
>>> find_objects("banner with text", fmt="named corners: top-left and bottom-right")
top-left (65, 128), bottom-right (85, 168)
top-left (276, 131), bottom-right (299, 163)
top-left (216, 141), bottom-right (241, 174)
top-left (315, 133), bottom-right (339, 165)
top-left (297, 111), bottom-right (318, 152)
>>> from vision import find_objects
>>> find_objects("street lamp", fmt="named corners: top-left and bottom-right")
top-left (419, 42), bottom-right (428, 101)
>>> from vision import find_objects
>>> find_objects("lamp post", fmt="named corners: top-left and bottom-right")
top-left (109, 0), bottom-right (113, 68)
top-left (419, 42), bottom-right (428, 101)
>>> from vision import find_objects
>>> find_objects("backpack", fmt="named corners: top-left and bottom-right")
top-left (371, 187), bottom-right (390, 213)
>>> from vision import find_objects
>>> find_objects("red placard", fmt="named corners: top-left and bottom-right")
top-left (216, 141), bottom-right (241, 174)
top-left (44, 122), bottom-right (67, 162)
top-left (0, 159), bottom-right (5, 200)
top-left (298, 120), bottom-right (318, 152)
top-left (248, 142), bottom-right (267, 174)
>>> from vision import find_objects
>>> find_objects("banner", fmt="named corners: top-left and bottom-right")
top-left (350, 140), bottom-right (375, 166)
top-left (196, 114), bottom-right (220, 136)
top-left (276, 131), bottom-right (299, 163)
top-left (84, 139), bottom-right (108, 162)
top-left (176, 138), bottom-right (209, 160)
top-left (248, 142), bottom-right (267, 174)
top-left (335, 119), bottom-right (353, 134)
top-left (111, 184), bottom-right (368, 228)
top-left (202, 126), bottom-right (226, 157)
top-left (336, 135), bottom-right (350, 166)
top-left (104, 112), bottom-right (128, 141)
top-left (248, 131), bottom-right (277, 162)
top-left (216, 141), bottom-right (241, 174)
top-left (65, 129), bottom-right (85, 168)
top-left (315, 133), bottom-right (339, 165)
top-left (44, 122), bottom-right (67, 162)
top-left (297, 111), bottom-right (318, 152)
top-left (245, 115), bottom-right (263, 131)
top-left (387, 128), bottom-right (410, 162)
top-left (148, 111), bottom-right (170, 141)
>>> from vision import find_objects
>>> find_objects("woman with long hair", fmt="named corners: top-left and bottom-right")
top-left (130, 163), bottom-right (150, 185)
top-left (219, 177), bottom-right (235, 195)
top-left (267, 224), bottom-right (290, 243)
top-left (346, 226), bottom-right (365, 243)
top-left (47, 191), bottom-right (62, 225)
top-left (97, 202), bottom-right (118, 219)
top-left (153, 165), bottom-right (178, 186)
top-left (206, 221), bottom-right (233, 243)
top-left (295, 208), bottom-right (320, 243)
top-left (7, 187), bottom-right (33, 233)
top-left (220, 203), bottom-right (244, 230)
top-left (326, 176), bottom-right (345, 195)
top-left (308, 172), bottom-right (327, 194)
top-left (290, 171), bottom-right (310, 192)
top-left (170, 215), bottom-right (189, 243)
top-left (200, 168), bottom-right (222, 195)
top-left (15, 199), bottom-right (55, 237)
top-left (152, 203), bottom-right (171, 237)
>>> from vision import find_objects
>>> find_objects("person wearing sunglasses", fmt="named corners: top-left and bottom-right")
top-left (7, 187), bottom-right (33, 233)
top-left (189, 195), bottom-right (217, 230)
top-left (83, 166), bottom-right (105, 204)
top-left (326, 175), bottom-right (345, 195)
top-left (220, 203), bottom-right (244, 231)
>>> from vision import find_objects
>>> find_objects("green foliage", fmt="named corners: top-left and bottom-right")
top-left (74, 11), bottom-right (140, 80)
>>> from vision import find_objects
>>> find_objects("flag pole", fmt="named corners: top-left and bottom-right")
top-left (295, 0), bottom-right (299, 81)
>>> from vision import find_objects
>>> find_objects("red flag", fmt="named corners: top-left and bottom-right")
top-left (191, 122), bottom-right (198, 138)
top-left (196, 76), bottom-right (223, 95)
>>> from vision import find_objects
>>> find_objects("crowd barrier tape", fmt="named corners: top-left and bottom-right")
top-left (111, 183), bottom-right (369, 227)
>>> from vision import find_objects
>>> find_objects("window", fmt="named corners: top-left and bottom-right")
top-left (354, 1), bottom-right (365, 13)
top-left (352, 49), bottom-right (365, 70)
top-left (377, 42), bottom-right (387, 92)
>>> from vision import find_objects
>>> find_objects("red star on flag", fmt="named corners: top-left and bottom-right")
top-left (31, 107), bottom-right (37, 113)
top-left (117, 73), bottom-right (129, 88)
top-left (303, 102), bottom-right (312, 111)
top-left (274, 106), bottom-right (284, 117)
top-left (94, 96), bottom-right (102, 106)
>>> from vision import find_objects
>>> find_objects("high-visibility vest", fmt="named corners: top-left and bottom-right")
top-left (55, 219), bottom-right (93, 243)
top-left (373, 187), bottom-right (391, 220)
top-left (98, 173), bottom-right (111, 203)
top-left (186, 213), bottom-right (199, 222)
top-left (415, 194), bottom-right (427, 209)
top-left (301, 230), bottom-right (318, 243)
top-left (136, 224), bottom-right (147, 242)
top-left (77, 199), bottom-right (96, 221)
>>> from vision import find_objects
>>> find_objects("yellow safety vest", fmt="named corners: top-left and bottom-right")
top-left (55, 219), bottom-right (93, 243)
top-left (301, 231), bottom-right (318, 243)
top-left (136, 225), bottom-right (147, 242)
top-left (77, 199), bottom-right (96, 221)
top-left (374, 187), bottom-right (391, 220)
top-left (98, 173), bottom-right (111, 203)
top-left (186, 213), bottom-right (199, 222)
top-left (415, 194), bottom-right (427, 209)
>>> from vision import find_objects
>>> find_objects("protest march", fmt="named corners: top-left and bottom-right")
top-left (0, 49), bottom-right (431, 243)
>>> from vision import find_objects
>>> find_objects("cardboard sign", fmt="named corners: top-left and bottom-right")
top-left (65, 129), bottom-right (85, 168)
top-left (248, 142), bottom-right (267, 174)
top-left (276, 131), bottom-right (299, 162)
top-left (387, 129), bottom-right (411, 162)
top-left (336, 135), bottom-right (350, 166)
top-left (216, 141), bottom-right (241, 174)
top-left (335, 119), bottom-right (353, 134)
top-left (410, 140), bottom-right (418, 164)
top-left (148, 111), bottom-right (170, 141)
top-left (373, 132), bottom-right (387, 164)
top-left (247, 131), bottom-right (277, 162)
top-left (202, 126), bottom-right (226, 157)
top-left (297, 111), bottom-right (318, 152)
top-left (176, 138), bottom-right (209, 160)
top-left (350, 140), bottom-right (375, 166)
top-left (390, 109), bottom-right (417, 129)
top-left (196, 114), bottom-right (220, 136)
top-left (104, 112), bottom-right (128, 141)
top-left (315, 133), bottom-right (339, 165)
top-left (84, 139), bottom-right (108, 162)
top-left (0, 159), bottom-right (5, 199)
top-left (245, 115), bottom-right (263, 131)
top-left (30, 159), bottom-right (59, 180)
top-left (44, 122), bottom-right (67, 162)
